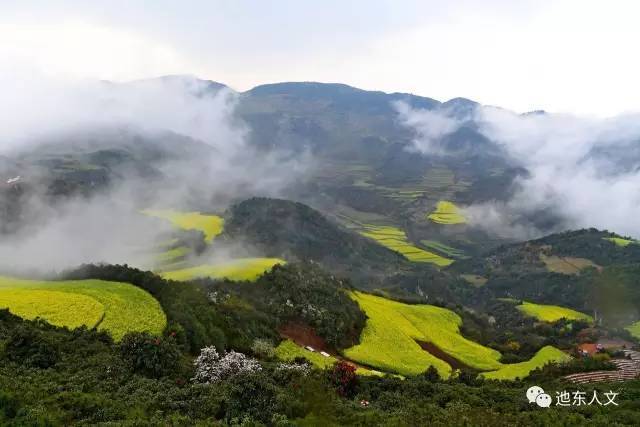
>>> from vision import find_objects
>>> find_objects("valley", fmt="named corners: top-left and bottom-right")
top-left (0, 78), bottom-right (639, 425)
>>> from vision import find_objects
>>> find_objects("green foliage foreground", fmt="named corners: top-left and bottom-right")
top-left (1, 310), bottom-right (638, 426)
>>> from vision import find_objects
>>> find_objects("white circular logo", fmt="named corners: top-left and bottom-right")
top-left (526, 386), bottom-right (545, 403)
top-left (535, 393), bottom-right (552, 408)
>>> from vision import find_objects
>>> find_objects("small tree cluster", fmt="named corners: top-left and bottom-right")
top-left (192, 346), bottom-right (262, 383)
top-left (5, 324), bottom-right (59, 369)
top-left (119, 332), bottom-right (181, 378)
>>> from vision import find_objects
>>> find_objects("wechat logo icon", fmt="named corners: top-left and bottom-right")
top-left (527, 386), bottom-right (552, 408)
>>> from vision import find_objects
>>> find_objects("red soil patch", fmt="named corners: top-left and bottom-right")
top-left (578, 343), bottom-right (598, 355)
top-left (279, 322), bottom-right (378, 372)
top-left (417, 340), bottom-right (472, 371)
top-left (278, 322), bottom-right (330, 353)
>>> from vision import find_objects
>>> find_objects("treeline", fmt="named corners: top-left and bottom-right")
top-left (63, 262), bottom-right (367, 352)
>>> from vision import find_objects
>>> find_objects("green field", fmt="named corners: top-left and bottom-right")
top-left (427, 201), bottom-right (467, 225)
top-left (604, 237), bottom-right (638, 247)
top-left (276, 339), bottom-right (337, 369)
top-left (161, 257), bottom-right (285, 282)
top-left (143, 210), bottom-right (224, 242)
top-left (343, 292), bottom-right (502, 377)
top-left (420, 240), bottom-right (467, 259)
top-left (516, 301), bottom-right (593, 323)
top-left (156, 246), bottom-right (190, 264)
top-left (276, 339), bottom-right (382, 376)
top-left (480, 346), bottom-right (571, 380)
top-left (359, 225), bottom-right (452, 267)
top-left (626, 321), bottom-right (640, 339)
top-left (460, 274), bottom-right (488, 287)
top-left (0, 277), bottom-right (166, 341)
top-left (540, 254), bottom-right (596, 275)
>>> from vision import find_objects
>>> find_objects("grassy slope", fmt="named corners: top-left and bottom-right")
top-left (604, 237), bottom-right (637, 247)
top-left (359, 225), bottom-right (452, 267)
top-left (343, 292), bottom-right (502, 377)
top-left (161, 258), bottom-right (285, 282)
top-left (480, 346), bottom-right (571, 380)
top-left (539, 254), bottom-right (596, 275)
top-left (275, 339), bottom-right (381, 376)
top-left (517, 301), bottom-right (593, 323)
top-left (143, 210), bottom-right (224, 242)
top-left (0, 277), bottom-right (166, 341)
top-left (427, 201), bottom-right (466, 225)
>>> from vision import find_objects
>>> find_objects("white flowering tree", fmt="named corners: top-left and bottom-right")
top-left (192, 347), bottom-right (262, 383)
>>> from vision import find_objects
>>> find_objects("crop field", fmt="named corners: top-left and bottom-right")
top-left (421, 167), bottom-right (470, 198)
top-left (422, 167), bottom-right (455, 192)
top-left (0, 277), bottom-right (166, 341)
top-left (359, 225), bottom-right (453, 267)
top-left (460, 274), bottom-right (488, 287)
top-left (0, 289), bottom-right (104, 330)
top-left (480, 346), bottom-right (571, 380)
top-left (276, 339), bottom-right (382, 376)
top-left (604, 237), bottom-right (638, 247)
top-left (343, 292), bottom-right (502, 377)
top-left (143, 210), bottom-right (224, 242)
top-left (540, 254), bottom-right (597, 275)
top-left (161, 257), bottom-right (285, 282)
top-left (427, 201), bottom-right (467, 225)
top-left (420, 240), bottom-right (467, 259)
top-left (517, 301), bottom-right (593, 323)
top-left (276, 339), bottom-right (336, 368)
top-left (626, 321), bottom-right (640, 339)
top-left (156, 246), bottom-right (190, 264)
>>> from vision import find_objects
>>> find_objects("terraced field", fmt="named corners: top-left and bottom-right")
top-left (143, 210), bottom-right (224, 242)
top-left (427, 201), bottom-right (467, 225)
top-left (480, 346), bottom-right (571, 380)
top-left (359, 225), bottom-right (453, 267)
top-left (0, 277), bottom-right (166, 340)
top-left (422, 167), bottom-right (471, 198)
top-left (343, 292), bottom-right (502, 377)
top-left (156, 246), bottom-right (190, 264)
top-left (420, 240), bottom-right (467, 259)
top-left (516, 301), bottom-right (593, 323)
top-left (540, 254), bottom-right (597, 275)
top-left (161, 257), bottom-right (285, 281)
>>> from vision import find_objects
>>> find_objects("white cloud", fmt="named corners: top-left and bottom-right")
top-left (396, 101), bottom-right (640, 238)
top-left (394, 101), bottom-right (462, 154)
top-left (0, 21), bottom-right (198, 81)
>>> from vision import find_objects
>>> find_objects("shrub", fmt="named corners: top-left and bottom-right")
top-left (4, 324), bottom-right (59, 368)
top-left (192, 347), bottom-right (262, 384)
top-left (251, 338), bottom-right (275, 359)
top-left (119, 332), bottom-right (181, 378)
top-left (327, 361), bottom-right (357, 397)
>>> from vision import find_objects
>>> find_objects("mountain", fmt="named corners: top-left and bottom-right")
top-left (222, 197), bottom-right (416, 284)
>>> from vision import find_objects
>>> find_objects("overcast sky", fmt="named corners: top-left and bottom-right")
top-left (2, 0), bottom-right (639, 115)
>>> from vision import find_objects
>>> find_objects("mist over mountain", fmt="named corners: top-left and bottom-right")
top-left (2, 73), bottom-right (640, 273)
